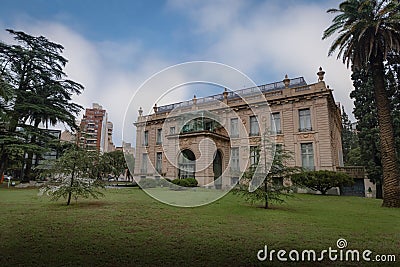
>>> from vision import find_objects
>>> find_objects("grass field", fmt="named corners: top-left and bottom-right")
top-left (0, 186), bottom-right (399, 266)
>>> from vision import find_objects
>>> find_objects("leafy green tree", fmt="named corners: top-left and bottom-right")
top-left (41, 146), bottom-right (104, 205)
top-left (341, 106), bottom-right (359, 165)
top-left (101, 150), bottom-right (128, 179)
top-left (291, 170), bottom-right (354, 195)
top-left (0, 29), bottom-right (83, 181)
top-left (234, 145), bottom-right (300, 209)
top-left (323, 0), bottom-right (400, 207)
top-left (350, 56), bottom-right (400, 198)
top-left (346, 147), bottom-right (363, 166)
top-left (351, 68), bottom-right (384, 196)
top-left (386, 54), bottom-right (400, 153)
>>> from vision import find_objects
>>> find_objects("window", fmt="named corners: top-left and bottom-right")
top-left (250, 146), bottom-right (260, 168)
top-left (170, 126), bottom-right (175, 135)
top-left (301, 143), bottom-right (314, 170)
top-left (143, 130), bottom-right (148, 146)
top-left (249, 116), bottom-right (259, 136)
top-left (141, 153), bottom-right (148, 173)
top-left (156, 129), bottom-right (162, 145)
top-left (230, 118), bottom-right (239, 137)
top-left (178, 149), bottom-right (196, 179)
top-left (156, 152), bottom-right (162, 173)
top-left (230, 147), bottom-right (240, 171)
top-left (299, 108), bottom-right (312, 132)
top-left (271, 112), bottom-right (281, 134)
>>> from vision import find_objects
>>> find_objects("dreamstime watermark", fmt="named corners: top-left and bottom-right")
top-left (257, 238), bottom-right (397, 263)
top-left (122, 61), bottom-right (276, 207)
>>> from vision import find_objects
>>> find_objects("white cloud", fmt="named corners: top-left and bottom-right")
top-left (2, 20), bottom-right (189, 146)
top-left (1, 1), bottom-right (357, 148)
top-left (169, 0), bottom-right (355, 118)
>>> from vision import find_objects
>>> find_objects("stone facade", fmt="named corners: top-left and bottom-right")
top-left (133, 68), bottom-right (344, 188)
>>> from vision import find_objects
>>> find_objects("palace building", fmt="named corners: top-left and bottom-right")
top-left (133, 68), bottom-right (345, 189)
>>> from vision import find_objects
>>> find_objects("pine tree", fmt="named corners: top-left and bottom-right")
top-left (0, 29), bottom-right (83, 180)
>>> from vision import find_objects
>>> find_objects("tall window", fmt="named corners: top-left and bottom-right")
top-left (230, 118), bottom-right (239, 137)
top-left (299, 108), bottom-right (312, 132)
top-left (178, 149), bottom-right (196, 179)
top-left (250, 146), bottom-right (260, 168)
top-left (156, 129), bottom-right (162, 145)
top-left (170, 126), bottom-right (175, 135)
top-left (141, 153), bottom-right (148, 173)
top-left (143, 130), bottom-right (148, 146)
top-left (249, 116), bottom-right (259, 136)
top-left (156, 152), bottom-right (162, 173)
top-left (230, 147), bottom-right (240, 171)
top-left (301, 143), bottom-right (314, 170)
top-left (271, 112), bottom-right (281, 134)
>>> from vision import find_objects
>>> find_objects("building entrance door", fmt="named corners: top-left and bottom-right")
top-left (213, 150), bottom-right (222, 189)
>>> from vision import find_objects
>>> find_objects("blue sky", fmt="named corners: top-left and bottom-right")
top-left (0, 0), bottom-right (352, 146)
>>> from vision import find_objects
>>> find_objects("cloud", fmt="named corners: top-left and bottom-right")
top-left (168, 0), bottom-right (355, 118)
top-left (1, 19), bottom-right (189, 146)
top-left (1, 0), bottom-right (356, 148)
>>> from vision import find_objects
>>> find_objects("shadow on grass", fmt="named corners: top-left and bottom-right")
top-left (47, 200), bottom-right (110, 209)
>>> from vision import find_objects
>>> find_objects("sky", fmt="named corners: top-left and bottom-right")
top-left (0, 0), bottom-right (355, 147)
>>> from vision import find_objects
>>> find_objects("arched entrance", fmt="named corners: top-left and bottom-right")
top-left (213, 150), bottom-right (222, 189)
top-left (178, 149), bottom-right (196, 179)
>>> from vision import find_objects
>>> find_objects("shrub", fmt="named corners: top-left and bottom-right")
top-left (184, 178), bottom-right (198, 187)
top-left (158, 178), bottom-right (171, 187)
top-left (291, 170), bottom-right (354, 195)
top-left (171, 178), bottom-right (198, 187)
top-left (139, 179), bottom-right (158, 189)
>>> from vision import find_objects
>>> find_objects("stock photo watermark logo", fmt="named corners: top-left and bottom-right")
top-left (123, 61), bottom-right (276, 207)
top-left (257, 238), bottom-right (397, 263)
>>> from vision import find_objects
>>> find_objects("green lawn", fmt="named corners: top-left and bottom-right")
top-left (0, 186), bottom-right (399, 266)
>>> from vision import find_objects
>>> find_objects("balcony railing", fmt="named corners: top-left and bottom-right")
top-left (299, 127), bottom-right (313, 132)
top-left (156, 77), bottom-right (307, 113)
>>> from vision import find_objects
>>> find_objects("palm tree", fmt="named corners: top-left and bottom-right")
top-left (323, 0), bottom-right (400, 207)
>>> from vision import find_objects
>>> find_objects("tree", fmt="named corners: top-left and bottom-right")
top-left (323, 0), bottom-right (400, 207)
top-left (350, 57), bottom-right (400, 198)
top-left (346, 147), bottom-right (363, 166)
top-left (234, 145), bottom-right (300, 209)
top-left (291, 170), bottom-right (354, 195)
top-left (101, 150), bottom-right (128, 179)
top-left (351, 68), bottom-right (384, 196)
top-left (341, 106), bottom-right (359, 165)
top-left (41, 146), bottom-right (104, 205)
top-left (0, 29), bottom-right (83, 181)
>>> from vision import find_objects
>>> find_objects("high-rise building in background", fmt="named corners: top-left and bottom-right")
top-left (78, 103), bottom-right (115, 152)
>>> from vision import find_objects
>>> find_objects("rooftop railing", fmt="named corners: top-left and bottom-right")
top-left (156, 77), bottom-right (306, 113)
